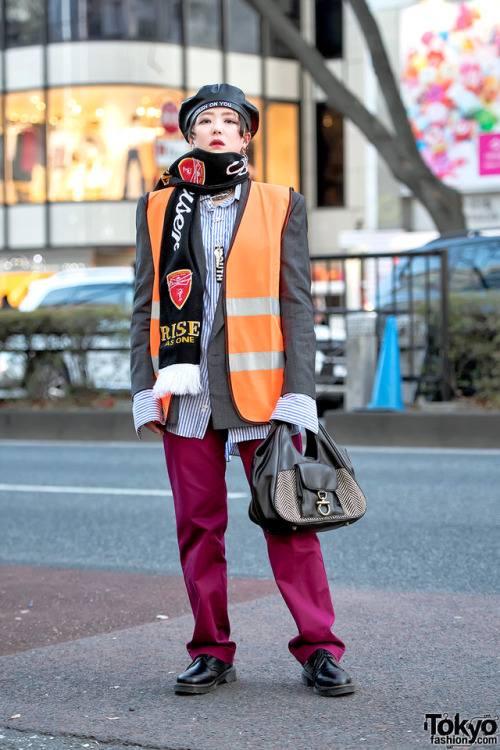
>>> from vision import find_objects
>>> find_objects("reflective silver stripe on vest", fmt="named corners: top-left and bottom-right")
top-left (226, 297), bottom-right (280, 317)
top-left (152, 355), bottom-right (159, 374)
top-left (151, 300), bottom-right (160, 320)
top-left (228, 350), bottom-right (285, 373)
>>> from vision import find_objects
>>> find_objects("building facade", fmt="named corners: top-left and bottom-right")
top-left (0, 0), bottom-right (309, 277)
top-left (0, 0), bottom-right (499, 286)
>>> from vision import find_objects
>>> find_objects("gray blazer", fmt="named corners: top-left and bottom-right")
top-left (130, 179), bottom-right (316, 429)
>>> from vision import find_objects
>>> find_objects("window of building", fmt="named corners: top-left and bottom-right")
top-left (315, 0), bottom-right (342, 59)
top-left (268, 0), bottom-right (299, 59)
top-left (49, 0), bottom-right (82, 42)
top-left (187, 0), bottom-right (221, 48)
top-left (0, 2), bottom-right (4, 50)
top-left (126, 0), bottom-right (158, 40)
top-left (265, 102), bottom-right (299, 191)
top-left (46, 86), bottom-right (185, 202)
top-left (316, 103), bottom-right (344, 207)
top-left (4, 87), bottom-right (298, 204)
top-left (5, 0), bottom-right (45, 47)
top-left (5, 92), bottom-right (46, 204)
top-left (157, 0), bottom-right (183, 44)
top-left (245, 97), bottom-right (263, 183)
top-left (48, 0), bottom-right (183, 43)
top-left (0, 96), bottom-right (4, 203)
top-left (226, 0), bottom-right (260, 55)
top-left (87, 0), bottom-right (126, 40)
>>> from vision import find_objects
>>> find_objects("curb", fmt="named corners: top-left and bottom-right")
top-left (1, 408), bottom-right (499, 448)
top-left (324, 409), bottom-right (500, 449)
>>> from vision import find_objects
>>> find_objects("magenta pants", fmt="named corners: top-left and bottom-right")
top-left (163, 422), bottom-right (345, 665)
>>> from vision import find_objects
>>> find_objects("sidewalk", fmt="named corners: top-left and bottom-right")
top-left (0, 570), bottom-right (498, 750)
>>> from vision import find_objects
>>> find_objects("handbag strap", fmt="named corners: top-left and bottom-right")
top-left (305, 424), bottom-right (355, 474)
top-left (305, 428), bottom-right (318, 459)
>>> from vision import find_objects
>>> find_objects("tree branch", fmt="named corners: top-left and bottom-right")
top-left (243, 0), bottom-right (466, 231)
top-left (245, 0), bottom-right (420, 179)
top-left (346, 0), bottom-right (422, 160)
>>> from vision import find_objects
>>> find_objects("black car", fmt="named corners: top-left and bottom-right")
top-left (376, 230), bottom-right (500, 310)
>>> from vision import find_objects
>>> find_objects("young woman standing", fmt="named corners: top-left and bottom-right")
top-left (130, 83), bottom-right (354, 697)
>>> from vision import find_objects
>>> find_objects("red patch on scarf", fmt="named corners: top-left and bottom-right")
top-left (178, 158), bottom-right (205, 184)
top-left (167, 270), bottom-right (192, 310)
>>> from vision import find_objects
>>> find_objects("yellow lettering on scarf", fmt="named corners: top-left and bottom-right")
top-left (161, 321), bottom-right (200, 343)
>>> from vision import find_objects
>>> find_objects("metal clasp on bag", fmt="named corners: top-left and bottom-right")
top-left (316, 490), bottom-right (331, 516)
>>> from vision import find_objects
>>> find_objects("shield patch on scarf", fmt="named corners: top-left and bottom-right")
top-left (167, 270), bottom-right (192, 310)
top-left (178, 158), bottom-right (205, 184)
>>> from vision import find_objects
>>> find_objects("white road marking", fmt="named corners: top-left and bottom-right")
top-left (0, 483), bottom-right (248, 498)
top-left (1, 440), bottom-right (499, 455)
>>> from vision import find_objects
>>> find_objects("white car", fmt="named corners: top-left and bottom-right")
top-left (19, 266), bottom-right (134, 311)
top-left (0, 267), bottom-right (134, 399)
top-left (2, 265), bottom-right (340, 403)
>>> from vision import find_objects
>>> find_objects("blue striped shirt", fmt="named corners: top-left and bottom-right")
top-left (133, 184), bottom-right (318, 454)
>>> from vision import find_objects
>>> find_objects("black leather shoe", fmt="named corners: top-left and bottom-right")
top-left (174, 654), bottom-right (236, 695)
top-left (301, 649), bottom-right (355, 696)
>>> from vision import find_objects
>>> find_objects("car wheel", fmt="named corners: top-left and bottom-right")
top-left (25, 357), bottom-right (70, 400)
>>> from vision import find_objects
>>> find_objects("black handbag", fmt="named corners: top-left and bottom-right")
top-left (249, 422), bottom-right (367, 535)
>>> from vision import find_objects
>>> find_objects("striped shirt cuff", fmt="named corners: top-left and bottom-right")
top-left (271, 393), bottom-right (318, 433)
top-left (133, 389), bottom-right (165, 439)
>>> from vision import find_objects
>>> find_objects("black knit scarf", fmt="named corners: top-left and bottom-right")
top-left (151, 149), bottom-right (249, 398)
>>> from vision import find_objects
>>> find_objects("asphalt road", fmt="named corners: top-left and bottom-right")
top-left (0, 440), bottom-right (499, 596)
top-left (1, 440), bottom-right (499, 750)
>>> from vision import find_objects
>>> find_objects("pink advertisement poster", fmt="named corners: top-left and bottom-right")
top-left (400, 0), bottom-right (500, 191)
top-left (479, 133), bottom-right (500, 175)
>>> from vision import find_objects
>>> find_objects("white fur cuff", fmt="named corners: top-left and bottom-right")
top-left (152, 363), bottom-right (202, 398)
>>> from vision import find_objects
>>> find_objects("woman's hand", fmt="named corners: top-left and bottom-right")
top-left (144, 420), bottom-right (167, 435)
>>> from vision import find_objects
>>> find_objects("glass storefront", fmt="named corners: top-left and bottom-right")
top-left (4, 0), bottom-right (292, 56)
top-left (316, 103), bottom-right (344, 207)
top-left (227, 0), bottom-right (261, 55)
top-left (268, 0), bottom-right (300, 58)
top-left (0, 1), bottom-right (304, 279)
top-left (265, 102), bottom-right (300, 191)
top-left (48, 0), bottom-right (183, 44)
top-left (247, 97), bottom-right (264, 184)
top-left (0, 96), bottom-right (4, 204)
top-left (47, 86), bottom-right (185, 202)
top-left (5, 0), bottom-right (45, 47)
top-left (315, 0), bottom-right (342, 59)
top-left (3, 87), bottom-right (299, 204)
top-left (5, 91), bottom-right (46, 204)
top-left (188, 0), bottom-right (221, 49)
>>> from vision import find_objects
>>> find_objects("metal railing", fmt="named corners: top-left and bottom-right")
top-left (310, 248), bottom-right (451, 407)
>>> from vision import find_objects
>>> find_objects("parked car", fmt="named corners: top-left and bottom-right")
top-left (310, 230), bottom-right (500, 410)
top-left (2, 264), bottom-right (343, 404)
top-left (0, 267), bottom-right (134, 399)
top-left (374, 230), bottom-right (500, 310)
top-left (18, 266), bottom-right (134, 311)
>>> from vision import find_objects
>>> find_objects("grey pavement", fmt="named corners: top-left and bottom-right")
top-left (0, 588), bottom-right (498, 749)
top-left (0, 439), bottom-right (499, 750)
top-left (0, 589), bottom-right (499, 750)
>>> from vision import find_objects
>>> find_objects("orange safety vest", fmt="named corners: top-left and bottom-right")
top-left (146, 182), bottom-right (293, 423)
